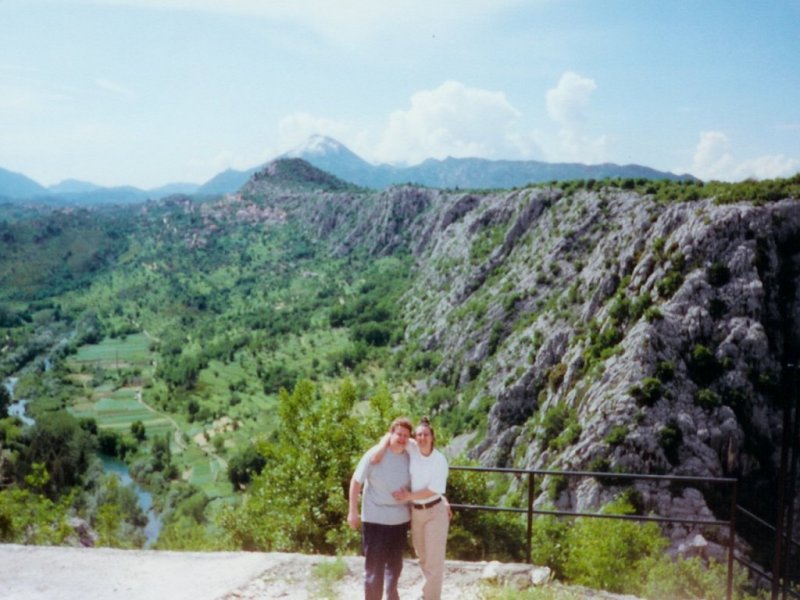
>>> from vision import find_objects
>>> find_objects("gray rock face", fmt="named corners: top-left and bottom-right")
top-left (397, 188), bottom-right (800, 553)
top-left (241, 175), bottom-right (797, 558)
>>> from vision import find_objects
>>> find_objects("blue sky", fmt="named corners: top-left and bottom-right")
top-left (1, 0), bottom-right (798, 188)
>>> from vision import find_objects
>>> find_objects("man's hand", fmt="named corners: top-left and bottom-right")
top-left (392, 488), bottom-right (412, 502)
top-left (348, 477), bottom-right (362, 529)
top-left (369, 433), bottom-right (392, 464)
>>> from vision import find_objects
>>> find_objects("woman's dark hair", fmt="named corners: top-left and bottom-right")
top-left (417, 416), bottom-right (435, 447)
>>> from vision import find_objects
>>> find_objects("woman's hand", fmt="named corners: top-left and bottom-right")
top-left (443, 496), bottom-right (453, 521)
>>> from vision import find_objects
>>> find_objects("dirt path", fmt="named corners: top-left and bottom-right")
top-left (134, 389), bottom-right (187, 452)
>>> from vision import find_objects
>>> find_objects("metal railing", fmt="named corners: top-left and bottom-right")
top-left (736, 505), bottom-right (800, 599)
top-left (448, 465), bottom-right (738, 600)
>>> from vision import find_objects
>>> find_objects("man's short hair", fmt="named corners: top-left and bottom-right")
top-left (389, 417), bottom-right (413, 434)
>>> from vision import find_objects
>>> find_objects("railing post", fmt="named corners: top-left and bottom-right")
top-left (527, 471), bottom-right (534, 564)
top-left (773, 363), bottom-right (795, 600)
top-left (727, 479), bottom-right (737, 600)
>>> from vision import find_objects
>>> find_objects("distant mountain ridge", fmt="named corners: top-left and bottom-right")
top-left (1, 135), bottom-right (697, 203)
top-left (205, 135), bottom-right (697, 193)
top-left (0, 167), bottom-right (49, 200)
top-left (0, 169), bottom-right (199, 205)
top-left (280, 135), bottom-right (698, 190)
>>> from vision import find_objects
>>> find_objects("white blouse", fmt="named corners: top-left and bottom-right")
top-left (407, 440), bottom-right (449, 503)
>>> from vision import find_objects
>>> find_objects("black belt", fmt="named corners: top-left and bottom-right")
top-left (413, 497), bottom-right (442, 510)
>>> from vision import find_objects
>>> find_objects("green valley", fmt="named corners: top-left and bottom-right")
top-left (2, 162), bottom-right (800, 598)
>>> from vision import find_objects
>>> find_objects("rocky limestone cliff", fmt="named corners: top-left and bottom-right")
top-left (241, 162), bottom-right (799, 559)
top-left (398, 186), bottom-right (800, 556)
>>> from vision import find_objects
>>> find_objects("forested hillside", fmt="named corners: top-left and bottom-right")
top-left (1, 161), bottom-right (799, 597)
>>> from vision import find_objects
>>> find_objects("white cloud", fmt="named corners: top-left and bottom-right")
top-left (689, 131), bottom-right (800, 181)
top-left (544, 71), bottom-right (607, 163)
top-left (374, 80), bottom-right (540, 165)
top-left (546, 71), bottom-right (596, 125)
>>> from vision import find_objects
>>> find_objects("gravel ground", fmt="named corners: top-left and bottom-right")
top-left (0, 544), bottom-right (637, 600)
top-left (0, 545), bottom-right (273, 600)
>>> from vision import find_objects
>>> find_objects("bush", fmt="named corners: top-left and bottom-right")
top-left (655, 360), bottom-right (675, 381)
top-left (547, 363), bottom-right (567, 392)
top-left (530, 514), bottom-right (570, 577)
top-left (709, 297), bottom-right (728, 319)
top-left (696, 388), bottom-right (721, 409)
top-left (352, 321), bottom-right (393, 347)
top-left (659, 421), bottom-right (683, 464)
top-left (447, 465), bottom-right (527, 561)
top-left (521, 498), bottom-right (761, 599)
top-left (644, 306), bottom-right (663, 322)
top-left (689, 344), bottom-right (721, 385)
top-left (550, 421), bottom-right (582, 452)
top-left (629, 377), bottom-right (663, 407)
top-left (707, 262), bottom-right (731, 286)
top-left (639, 556), bottom-right (741, 600)
top-left (657, 271), bottom-right (684, 298)
top-left (538, 404), bottom-right (579, 450)
top-left (563, 498), bottom-right (666, 593)
top-left (604, 425), bottom-right (628, 446)
top-left (0, 485), bottom-right (74, 544)
top-left (227, 444), bottom-right (267, 488)
top-left (487, 321), bottom-right (505, 357)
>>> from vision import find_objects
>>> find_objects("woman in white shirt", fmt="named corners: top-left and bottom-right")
top-left (374, 417), bottom-right (450, 600)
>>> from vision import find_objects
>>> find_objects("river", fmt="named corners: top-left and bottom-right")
top-left (3, 376), bottom-right (162, 547)
top-left (100, 455), bottom-right (162, 547)
top-left (4, 377), bottom-right (35, 426)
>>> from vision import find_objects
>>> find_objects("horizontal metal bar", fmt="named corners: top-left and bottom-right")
top-left (735, 556), bottom-right (800, 600)
top-left (737, 505), bottom-right (800, 551)
top-left (734, 555), bottom-right (770, 580)
top-left (450, 465), bottom-right (737, 485)
top-left (449, 503), bottom-right (729, 527)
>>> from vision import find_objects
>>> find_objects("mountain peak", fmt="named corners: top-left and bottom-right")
top-left (244, 158), bottom-right (357, 193)
top-left (287, 135), bottom-right (350, 157)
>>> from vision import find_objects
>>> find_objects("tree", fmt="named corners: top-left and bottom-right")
top-left (19, 413), bottom-right (96, 498)
top-left (227, 445), bottom-right (267, 488)
top-left (220, 379), bottom-right (395, 553)
top-left (0, 385), bottom-right (10, 419)
top-left (150, 432), bottom-right (173, 475)
top-left (130, 420), bottom-right (146, 442)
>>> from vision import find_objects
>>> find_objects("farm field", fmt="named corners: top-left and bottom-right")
top-left (68, 333), bottom-right (153, 369)
top-left (65, 332), bottom-right (235, 497)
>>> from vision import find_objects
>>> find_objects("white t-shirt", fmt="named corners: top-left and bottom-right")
top-left (407, 440), bottom-right (448, 504)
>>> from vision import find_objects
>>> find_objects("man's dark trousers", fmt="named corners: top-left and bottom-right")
top-left (362, 521), bottom-right (409, 600)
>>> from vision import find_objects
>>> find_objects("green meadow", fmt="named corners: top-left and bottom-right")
top-left (69, 333), bottom-right (153, 369)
